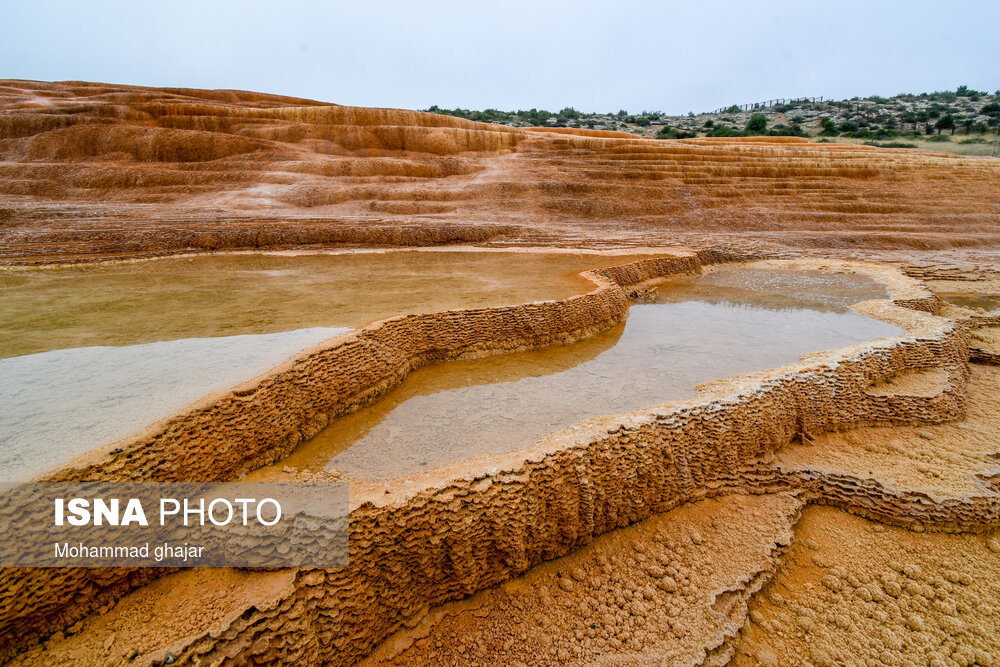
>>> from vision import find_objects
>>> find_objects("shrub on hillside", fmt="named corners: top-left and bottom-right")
top-left (767, 123), bottom-right (807, 137)
top-left (655, 125), bottom-right (697, 140)
top-left (981, 102), bottom-right (1000, 117)
top-left (819, 117), bottom-right (838, 136)
top-left (838, 120), bottom-right (860, 134)
top-left (707, 124), bottom-right (739, 137)
top-left (744, 114), bottom-right (768, 135)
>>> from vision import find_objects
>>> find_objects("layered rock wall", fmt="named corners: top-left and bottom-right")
top-left (5, 81), bottom-right (1000, 264)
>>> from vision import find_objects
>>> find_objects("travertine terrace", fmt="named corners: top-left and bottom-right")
top-left (1, 80), bottom-right (999, 666)
top-left (2, 80), bottom-right (1000, 265)
top-left (3, 248), bottom-right (999, 664)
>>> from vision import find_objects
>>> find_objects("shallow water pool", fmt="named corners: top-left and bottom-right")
top-left (274, 268), bottom-right (902, 481)
top-left (0, 250), bottom-right (663, 479)
top-left (941, 294), bottom-right (1000, 312)
top-left (0, 250), bottom-right (662, 359)
top-left (0, 327), bottom-right (350, 480)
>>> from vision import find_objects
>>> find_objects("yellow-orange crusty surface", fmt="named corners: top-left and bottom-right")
top-left (2, 80), bottom-right (1000, 666)
top-left (2, 79), bottom-right (999, 264)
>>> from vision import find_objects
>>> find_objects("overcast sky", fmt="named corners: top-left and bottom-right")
top-left (3, 0), bottom-right (997, 114)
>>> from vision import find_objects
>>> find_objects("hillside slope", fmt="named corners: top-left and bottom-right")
top-left (1, 80), bottom-right (999, 264)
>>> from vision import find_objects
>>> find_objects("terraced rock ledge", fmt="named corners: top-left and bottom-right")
top-left (3, 249), bottom-right (998, 665)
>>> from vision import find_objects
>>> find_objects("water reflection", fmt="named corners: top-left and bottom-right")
top-left (941, 294), bottom-right (1000, 312)
top-left (0, 327), bottom-right (349, 481)
top-left (0, 251), bottom-right (660, 358)
top-left (654, 267), bottom-right (890, 312)
top-left (297, 269), bottom-right (901, 481)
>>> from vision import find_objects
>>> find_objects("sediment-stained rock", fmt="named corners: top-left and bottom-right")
top-left (0, 253), bottom-right (977, 664)
top-left (3, 81), bottom-right (1000, 264)
top-left (970, 325), bottom-right (1000, 364)
top-left (777, 364), bottom-right (1000, 504)
top-left (362, 494), bottom-right (804, 666)
top-left (11, 569), bottom-right (296, 667)
top-left (732, 506), bottom-right (1000, 666)
top-left (3, 79), bottom-right (998, 665)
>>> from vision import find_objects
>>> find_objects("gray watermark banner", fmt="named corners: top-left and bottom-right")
top-left (0, 482), bottom-right (348, 567)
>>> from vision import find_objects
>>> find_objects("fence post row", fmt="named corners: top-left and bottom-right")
top-left (710, 97), bottom-right (822, 114)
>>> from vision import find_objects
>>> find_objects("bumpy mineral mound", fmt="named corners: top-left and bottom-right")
top-left (2, 80), bottom-right (1000, 264)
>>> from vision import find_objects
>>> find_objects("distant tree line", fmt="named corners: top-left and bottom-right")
top-left (424, 86), bottom-right (1000, 140)
top-left (425, 105), bottom-right (587, 128)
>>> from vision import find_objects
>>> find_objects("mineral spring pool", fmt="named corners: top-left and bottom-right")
top-left (267, 267), bottom-right (904, 481)
top-left (0, 249), bottom-right (660, 358)
top-left (0, 254), bottom-right (902, 482)
top-left (942, 294), bottom-right (1000, 312)
top-left (0, 250), bottom-right (663, 480)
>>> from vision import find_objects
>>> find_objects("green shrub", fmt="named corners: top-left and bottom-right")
top-left (981, 102), bottom-right (1000, 117)
top-left (767, 123), bottom-right (807, 137)
top-left (744, 114), bottom-right (768, 135)
top-left (956, 85), bottom-right (985, 98)
top-left (926, 134), bottom-right (952, 142)
top-left (655, 125), bottom-right (697, 140)
top-left (819, 117), bottom-right (838, 136)
top-left (707, 124), bottom-right (739, 137)
top-left (863, 141), bottom-right (918, 148)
